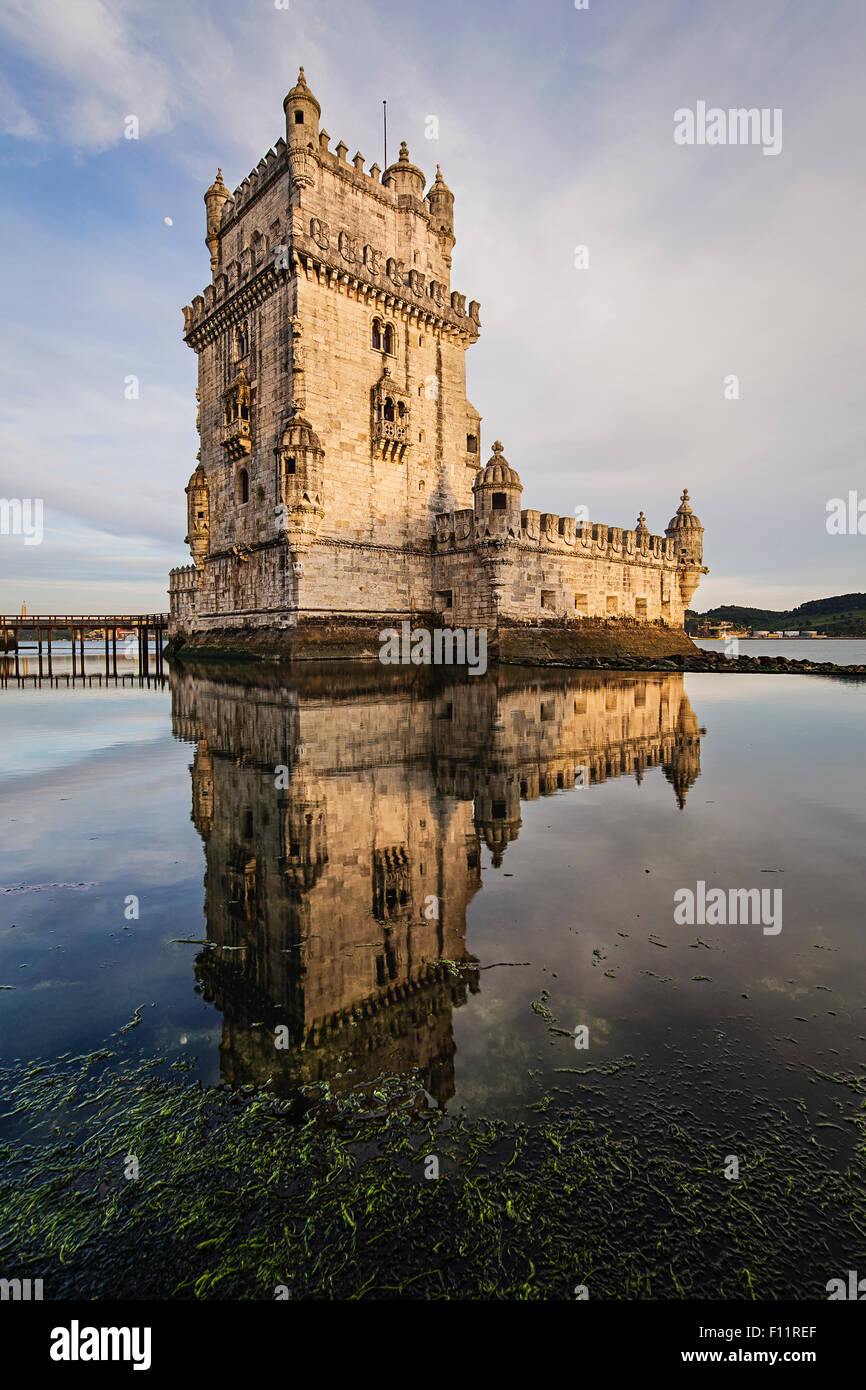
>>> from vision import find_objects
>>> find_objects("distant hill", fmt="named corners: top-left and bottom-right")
top-left (686, 593), bottom-right (866, 638)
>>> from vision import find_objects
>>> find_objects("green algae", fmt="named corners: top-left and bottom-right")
top-left (2, 1047), bottom-right (865, 1301)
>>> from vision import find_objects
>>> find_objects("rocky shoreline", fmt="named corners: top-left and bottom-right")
top-left (508, 650), bottom-right (866, 677)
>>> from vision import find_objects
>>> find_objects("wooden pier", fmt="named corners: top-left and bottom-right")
top-left (0, 613), bottom-right (169, 680)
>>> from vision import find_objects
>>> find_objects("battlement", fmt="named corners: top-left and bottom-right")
top-left (169, 565), bottom-right (198, 588)
top-left (223, 139), bottom-right (286, 221)
top-left (215, 127), bottom-right (412, 233)
top-left (434, 507), bottom-right (676, 567)
top-left (185, 70), bottom-right (477, 347)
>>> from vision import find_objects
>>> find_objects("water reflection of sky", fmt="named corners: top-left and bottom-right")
top-left (1, 669), bottom-right (863, 1149)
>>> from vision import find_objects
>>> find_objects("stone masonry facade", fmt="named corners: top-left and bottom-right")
top-left (168, 69), bottom-right (707, 647)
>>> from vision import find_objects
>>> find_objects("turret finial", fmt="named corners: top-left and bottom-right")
top-left (492, 440), bottom-right (504, 453)
top-left (399, 140), bottom-right (409, 161)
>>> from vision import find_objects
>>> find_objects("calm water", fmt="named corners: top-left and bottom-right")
top-left (1, 659), bottom-right (864, 1161)
top-left (695, 637), bottom-right (866, 665)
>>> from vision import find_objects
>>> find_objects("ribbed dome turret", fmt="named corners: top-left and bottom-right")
top-left (203, 169), bottom-right (232, 271)
top-left (284, 66), bottom-right (321, 120)
top-left (665, 488), bottom-right (705, 600)
top-left (280, 413), bottom-right (323, 453)
top-left (666, 488), bottom-right (702, 534)
top-left (473, 441), bottom-right (522, 493)
top-left (205, 168), bottom-right (228, 200)
top-left (383, 141), bottom-right (426, 198)
top-left (427, 164), bottom-right (455, 245)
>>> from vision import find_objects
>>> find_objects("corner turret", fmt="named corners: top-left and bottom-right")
top-left (204, 169), bottom-right (231, 274)
top-left (284, 67), bottom-right (320, 189)
top-left (427, 165), bottom-right (455, 263)
top-left (665, 489), bottom-right (707, 606)
top-left (184, 463), bottom-right (210, 573)
top-left (473, 442), bottom-right (522, 539)
top-left (274, 411), bottom-right (325, 552)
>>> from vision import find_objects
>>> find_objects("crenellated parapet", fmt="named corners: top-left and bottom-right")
top-left (434, 494), bottom-right (684, 574)
top-left (182, 70), bottom-right (479, 350)
top-left (427, 438), bottom-right (708, 627)
top-left (169, 564), bottom-right (198, 586)
top-left (517, 514), bottom-right (676, 566)
top-left (182, 220), bottom-right (479, 350)
top-left (169, 564), bottom-right (199, 623)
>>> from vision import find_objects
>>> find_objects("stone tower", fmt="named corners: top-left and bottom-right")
top-left (170, 67), bottom-right (707, 656)
top-left (179, 67), bottom-right (482, 628)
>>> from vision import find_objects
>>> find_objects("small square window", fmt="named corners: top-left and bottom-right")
top-left (606, 595), bottom-right (618, 614)
top-left (541, 589), bottom-right (556, 610)
top-left (492, 492), bottom-right (507, 510)
top-left (467, 433), bottom-right (478, 454)
top-left (294, 110), bottom-right (304, 124)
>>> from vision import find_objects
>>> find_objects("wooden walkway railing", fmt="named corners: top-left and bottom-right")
top-left (0, 613), bottom-right (169, 678)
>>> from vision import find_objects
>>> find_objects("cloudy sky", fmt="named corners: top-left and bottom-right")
top-left (0, 0), bottom-right (863, 613)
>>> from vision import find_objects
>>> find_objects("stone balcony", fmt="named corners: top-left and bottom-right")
top-left (221, 418), bottom-right (253, 460)
top-left (375, 419), bottom-right (409, 445)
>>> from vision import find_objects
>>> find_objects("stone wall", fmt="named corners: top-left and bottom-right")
top-left (168, 69), bottom-right (706, 657)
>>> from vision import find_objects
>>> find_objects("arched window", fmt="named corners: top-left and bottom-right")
top-left (371, 318), bottom-right (382, 351)
top-left (238, 468), bottom-right (249, 504)
top-left (383, 323), bottom-right (395, 354)
top-left (397, 401), bottom-right (405, 420)
top-left (234, 320), bottom-right (249, 360)
top-left (383, 397), bottom-right (395, 422)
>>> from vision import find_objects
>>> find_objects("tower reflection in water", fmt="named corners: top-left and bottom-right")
top-left (170, 664), bottom-right (703, 1105)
